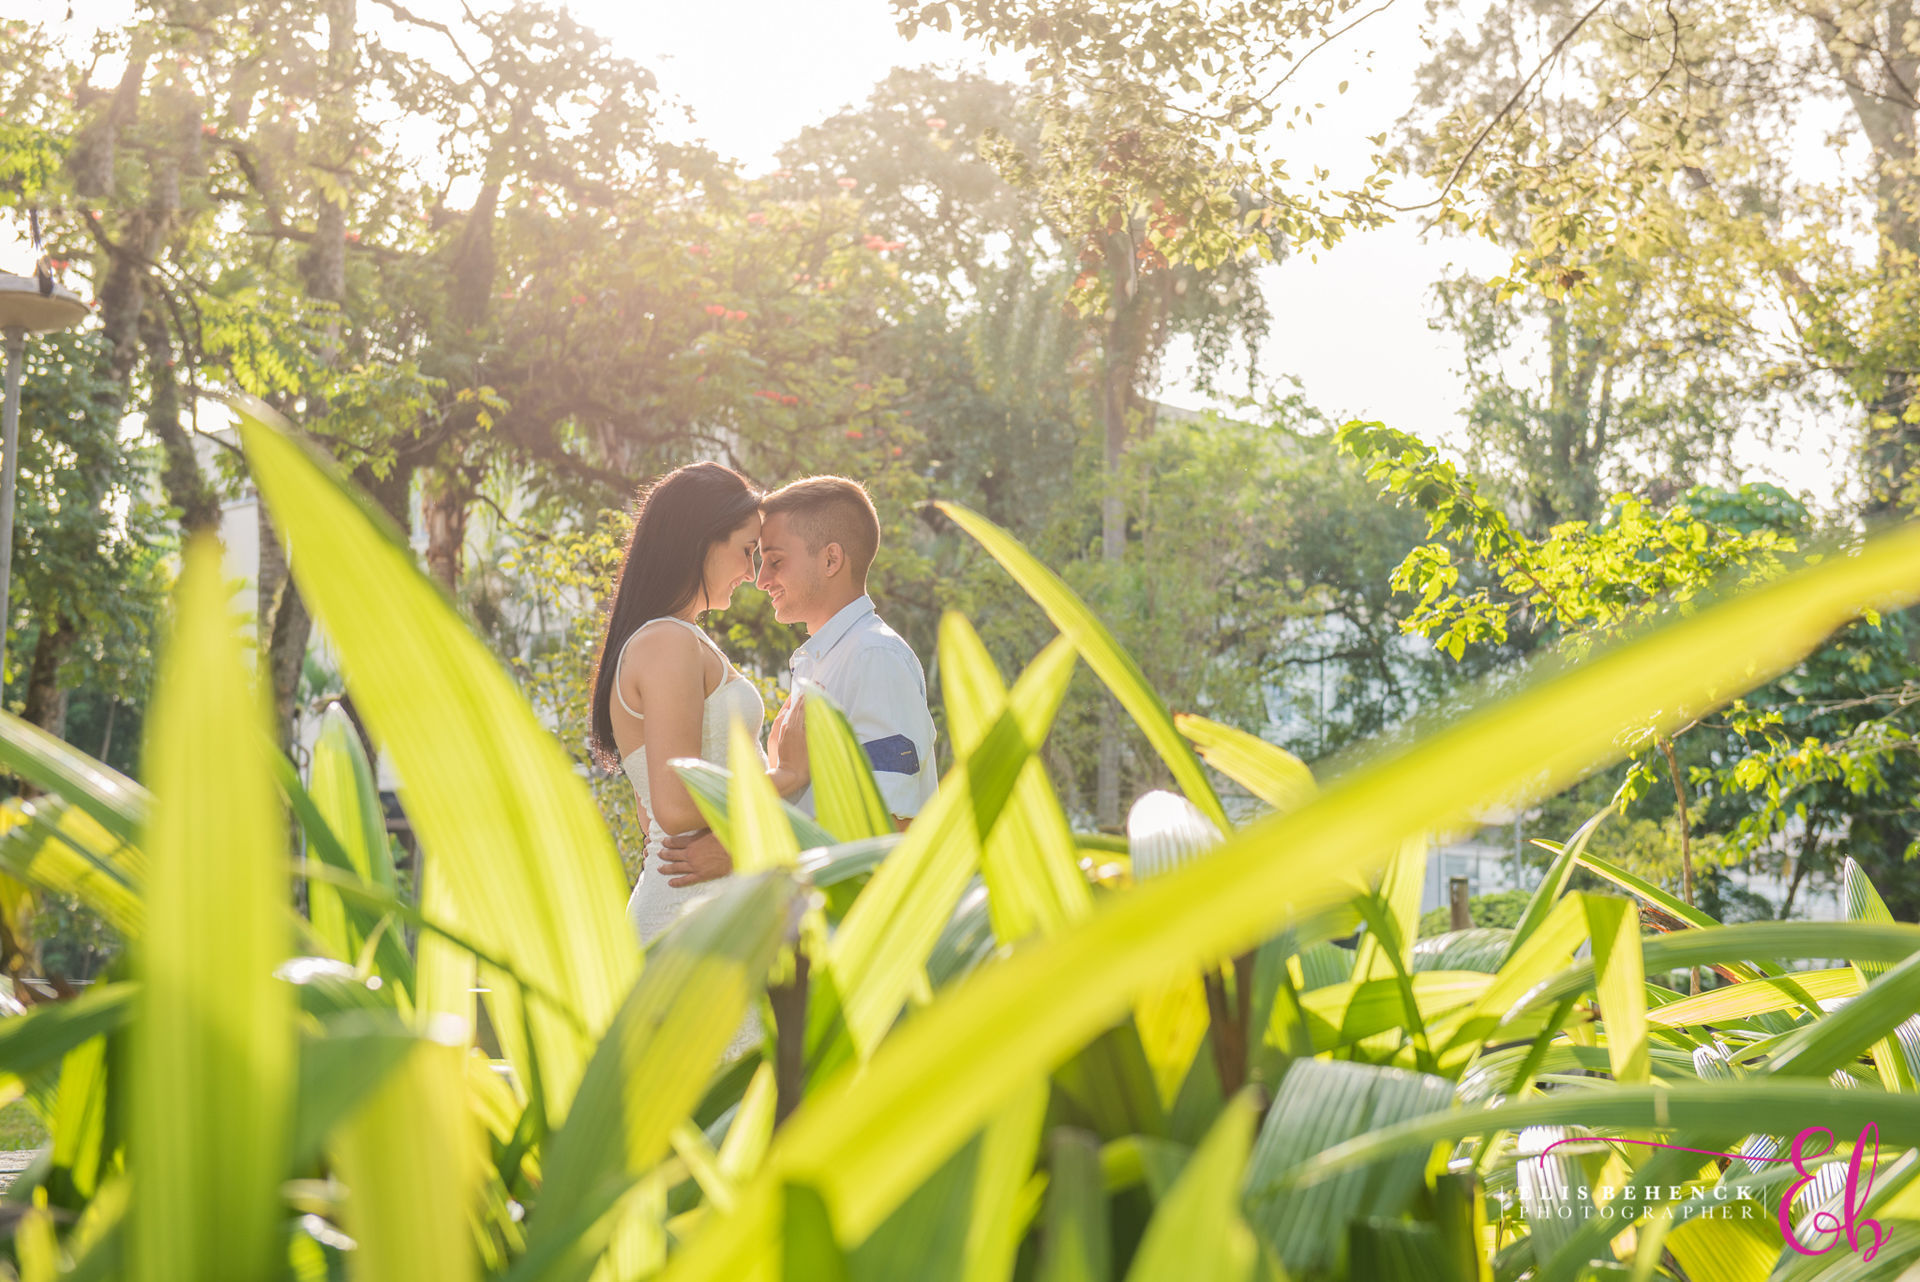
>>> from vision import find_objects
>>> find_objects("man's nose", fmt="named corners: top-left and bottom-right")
top-left (755, 559), bottom-right (773, 589)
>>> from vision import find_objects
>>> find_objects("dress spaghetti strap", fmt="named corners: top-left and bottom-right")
top-left (612, 616), bottom-right (726, 719)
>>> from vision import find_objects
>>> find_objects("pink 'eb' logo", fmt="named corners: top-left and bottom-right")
top-left (1780, 1124), bottom-right (1883, 1263)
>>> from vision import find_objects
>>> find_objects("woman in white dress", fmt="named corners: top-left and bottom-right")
top-left (588, 462), bottom-right (809, 945)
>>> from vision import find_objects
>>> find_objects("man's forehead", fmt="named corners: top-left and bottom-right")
top-left (758, 511), bottom-right (796, 548)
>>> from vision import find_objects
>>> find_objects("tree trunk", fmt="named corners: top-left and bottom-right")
top-left (265, 571), bottom-right (315, 761)
top-left (20, 616), bottom-right (77, 738)
top-left (421, 467), bottom-right (473, 591)
top-left (260, 0), bottom-right (358, 764)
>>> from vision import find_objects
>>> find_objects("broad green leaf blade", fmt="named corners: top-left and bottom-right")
top-left (847, 1131), bottom-right (982, 1282)
top-left (1840, 856), bottom-right (1917, 1093)
top-left (1346, 1222), bottom-right (1461, 1282)
top-left (937, 502), bottom-right (1230, 833)
top-left (801, 690), bottom-right (895, 844)
top-left (941, 625), bottom-right (1089, 942)
top-left (0, 709), bottom-right (147, 844)
top-left (1243, 1060), bottom-right (1454, 1275)
top-left (305, 707), bottom-right (400, 970)
top-left (1173, 715), bottom-right (1315, 815)
top-left (239, 402), bottom-right (635, 1122)
top-left (49, 1030), bottom-right (109, 1204)
top-left (1297, 972), bottom-right (1495, 1054)
top-left (525, 871), bottom-right (797, 1282)
top-left (829, 623), bottom-right (1074, 1056)
top-left (1649, 969), bottom-right (1856, 1029)
top-left (1411, 929), bottom-right (1511, 974)
top-left (960, 1081), bottom-right (1048, 1282)
top-left (1586, 895), bottom-right (1649, 1084)
top-left (1504, 803), bottom-right (1613, 965)
top-left (291, 1014), bottom-right (422, 1168)
top-left (718, 1063), bottom-right (779, 1186)
top-left (1665, 1215), bottom-right (1783, 1282)
top-left (783, 1183), bottom-right (852, 1282)
top-left (0, 800), bottom-right (142, 937)
top-left (1355, 834), bottom-right (1426, 982)
top-left (311, 705), bottom-right (395, 891)
top-left (1438, 894), bottom-right (1592, 1074)
top-left (130, 536), bottom-right (294, 1282)
top-left (331, 1033), bottom-right (481, 1282)
top-left (731, 722), bottom-right (800, 873)
top-left (277, 760), bottom-right (416, 1004)
top-left (0, 984), bottom-right (132, 1079)
top-left (1123, 1092), bottom-right (1256, 1282)
top-left (660, 511), bottom-right (1920, 1282)
top-left (675, 760), bottom-right (840, 853)
top-left (1036, 1128), bottom-right (1109, 1282)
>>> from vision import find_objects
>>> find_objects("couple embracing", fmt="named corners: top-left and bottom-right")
top-left (587, 464), bottom-right (937, 945)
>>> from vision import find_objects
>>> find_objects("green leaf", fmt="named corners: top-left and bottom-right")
top-left (783, 1183), bottom-right (852, 1282)
top-left (239, 400), bottom-right (636, 1121)
top-left (0, 984), bottom-right (132, 1080)
top-left (330, 1032), bottom-right (481, 1282)
top-left (828, 621), bottom-right (1075, 1056)
top-left (960, 1082), bottom-right (1048, 1282)
top-left (305, 706), bottom-right (398, 968)
top-left (1123, 1092), bottom-right (1256, 1282)
top-left (1648, 969), bottom-right (1856, 1028)
top-left (675, 760), bottom-right (840, 853)
top-left (1036, 1128), bottom-right (1109, 1282)
top-left (1244, 1059), bottom-right (1455, 1275)
top-left (290, 1013), bottom-right (421, 1168)
top-left (129, 536), bottom-right (294, 1282)
top-left (0, 800), bottom-right (142, 938)
top-left (1503, 803), bottom-right (1613, 965)
top-left (941, 624), bottom-right (1089, 942)
top-left (0, 709), bottom-right (147, 844)
top-left (938, 502), bottom-right (1229, 833)
top-left (1586, 895), bottom-right (1649, 1083)
top-left (525, 871), bottom-right (798, 1282)
top-left (1174, 714), bottom-right (1315, 814)
top-left (1839, 856), bottom-right (1918, 1092)
top-left (730, 721), bottom-right (800, 873)
top-left (1355, 835), bottom-right (1426, 982)
top-left (801, 690), bottom-right (895, 843)
top-left (659, 510), bottom-right (1920, 1281)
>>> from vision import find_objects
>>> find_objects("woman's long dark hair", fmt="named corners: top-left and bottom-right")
top-left (589, 462), bottom-right (762, 769)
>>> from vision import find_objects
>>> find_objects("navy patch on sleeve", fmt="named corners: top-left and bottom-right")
top-left (862, 734), bottom-right (921, 775)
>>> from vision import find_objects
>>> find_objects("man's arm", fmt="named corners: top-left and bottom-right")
top-left (836, 643), bottom-right (936, 821)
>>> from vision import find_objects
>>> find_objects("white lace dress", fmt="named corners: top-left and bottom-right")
top-left (614, 616), bottom-right (768, 945)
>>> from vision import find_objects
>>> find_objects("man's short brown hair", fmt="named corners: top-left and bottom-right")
top-left (760, 475), bottom-right (881, 582)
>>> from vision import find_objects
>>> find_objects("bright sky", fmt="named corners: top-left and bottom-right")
top-left (10, 0), bottom-right (1853, 509)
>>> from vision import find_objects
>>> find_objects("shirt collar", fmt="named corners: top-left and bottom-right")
top-left (795, 594), bottom-right (875, 664)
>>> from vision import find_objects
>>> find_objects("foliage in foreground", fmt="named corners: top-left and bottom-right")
top-left (0, 404), bottom-right (1918, 1281)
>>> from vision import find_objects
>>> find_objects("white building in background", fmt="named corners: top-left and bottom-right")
top-left (1416, 813), bottom-right (1844, 924)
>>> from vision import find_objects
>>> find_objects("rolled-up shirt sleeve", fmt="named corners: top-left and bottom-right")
top-left (836, 643), bottom-right (937, 818)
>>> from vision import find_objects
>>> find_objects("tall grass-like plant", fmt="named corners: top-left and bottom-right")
top-left (0, 399), bottom-right (1917, 1280)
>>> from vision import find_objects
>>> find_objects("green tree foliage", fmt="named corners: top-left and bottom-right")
top-left (1410, 0), bottom-right (1920, 515)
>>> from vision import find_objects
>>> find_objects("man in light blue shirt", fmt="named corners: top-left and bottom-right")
top-left (757, 476), bottom-right (938, 821)
top-left (656, 476), bottom-right (936, 883)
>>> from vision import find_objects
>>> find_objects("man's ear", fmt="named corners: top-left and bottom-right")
top-left (822, 541), bottom-right (846, 578)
